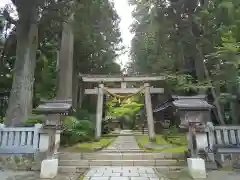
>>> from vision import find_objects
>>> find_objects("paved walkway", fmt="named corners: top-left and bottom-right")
top-left (2, 168), bottom-right (240, 180)
top-left (102, 135), bottom-right (143, 152)
top-left (89, 135), bottom-right (158, 179)
top-left (84, 166), bottom-right (159, 180)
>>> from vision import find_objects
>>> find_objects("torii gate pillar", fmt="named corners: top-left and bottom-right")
top-left (95, 83), bottom-right (104, 140)
top-left (144, 83), bottom-right (156, 141)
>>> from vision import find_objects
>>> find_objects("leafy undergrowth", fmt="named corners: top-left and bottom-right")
top-left (135, 134), bottom-right (187, 153)
top-left (64, 137), bottom-right (115, 152)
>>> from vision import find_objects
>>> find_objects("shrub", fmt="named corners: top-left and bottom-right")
top-left (61, 116), bottom-right (94, 145)
top-left (102, 119), bottom-right (113, 135)
top-left (167, 125), bottom-right (179, 136)
top-left (74, 108), bottom-right (90, 120)
top-left (0, 117), bottom-right (6, 124)
top-left (24, 114), bottom-right (45, 126)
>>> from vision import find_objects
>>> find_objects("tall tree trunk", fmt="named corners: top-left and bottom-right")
top-left (72, 70), bottom-right (79, 109)
top-left (57, 14), bottom-right (74, 100)
top-left (226, 64), bottom-right (239, 124)
top-left (6, 22), bottom-right (38, 126)
top-left (194, 55), bottom-right (205, 81)
top-left (196, 45), bottom-right (225, 124)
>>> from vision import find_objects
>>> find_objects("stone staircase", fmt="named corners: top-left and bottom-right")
top-left (58, 152), bottom-right (186, 173)
top-left (133, 128), bottom-right (149, 135)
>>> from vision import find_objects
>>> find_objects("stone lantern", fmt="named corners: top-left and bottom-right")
top-left (173, 96), bottom-right (213, 156)
top-left (33, 99), bottom-right (72, 179)
top-left (34, 99), bottom-right (72, 127)
top-left (173, 95), bottom-right (213, 179)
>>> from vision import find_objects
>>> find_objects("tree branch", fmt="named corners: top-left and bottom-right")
top-left (3, 9), bottom-right (17, 25)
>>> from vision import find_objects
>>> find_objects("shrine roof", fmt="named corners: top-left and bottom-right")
top-left (33, 99), bottom-right (72, 114)
top-left (173, 99), bottom-right (213, 110)
top-left (153, 95), bottom-right (213, 112)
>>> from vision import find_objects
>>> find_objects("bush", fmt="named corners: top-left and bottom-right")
top-left (61, 116), bottom-right (94, 146)
top-left (167, 125), bottom-right (179, 136)
top-left (24, 114), bottom-right (45, 126)
top-left (74, 108), bottom-right (90, 120)
top-left (102, 119), bottom-right (113, 135)
top-left (0, 117), bottom-right (6, 124)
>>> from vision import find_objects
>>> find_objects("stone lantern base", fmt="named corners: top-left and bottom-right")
top-left (40, 158), bottom-right (59, 179)
top-left (187, 158), bottom-right (206, 179)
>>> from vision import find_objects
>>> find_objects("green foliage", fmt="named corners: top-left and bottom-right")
top-left (61, 116), bottom-right (94, 145)
top-left (129, 0), bottom-right (240, 124)
top-left (135, 135), bottom-right (187, 153)
top-left (24, 114), bottom-right (45, 126)
top-left (1, 0), bottom-right (122, 121)
top-left (0, 117), bottom-right (6, 124)
top-left (66, 137), bottom-right (115, 152)
top-left (106, 97), bottom-right (144, 129)
top-left (102, 119), bottom-right (113, 135)
top-left (74, 108), bottom-right (92, 121)
top-left (107, 97), bottom-right (144, 118)
top-left (166, 125), bottom-right (179, 136)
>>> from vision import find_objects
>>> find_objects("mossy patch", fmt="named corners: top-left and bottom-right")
top-left (79, 175), bottom-right (84, 180)
top-left (135, 134), bottom-right (187, 153)
top-left (65, 137), bottom-right (115, 152)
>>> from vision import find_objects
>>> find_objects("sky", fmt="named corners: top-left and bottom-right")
top-left (0, 0), bottom-right (134, 67)
top-left (113, 0), bottom-right (134, 67)
top-left (0, 0), bottom-right (11, 8)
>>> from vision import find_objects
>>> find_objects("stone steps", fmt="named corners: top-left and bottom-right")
top-left (58, 165), bottom-right (184, 173)
top-left (100, 149), bottom-right (145, 153)
top-left (134, 129), bottom-right (148, 135)
top-left (59, 152), bottom-right (185, 160)
top-left (59, 159), bottom-right (185, 167)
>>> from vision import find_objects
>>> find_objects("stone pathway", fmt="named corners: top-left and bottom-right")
top-left (88, 135), bottom-right (158, 179)
top-left (0, 169), bottom-right (79, 180)
top-left (120, 130), bottom-right (134, 135)
top-left (83, 166), bottom-right (159, 180)
top-left (2, 168), bottom-right (240, 180)
top-left (102, 135), bottom-right (143, 152)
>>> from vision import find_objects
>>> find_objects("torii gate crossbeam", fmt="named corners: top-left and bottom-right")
top-left (79, 74), bottom-right (165, 141)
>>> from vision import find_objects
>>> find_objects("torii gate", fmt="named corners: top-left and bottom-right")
top-left (79, 74), bottom-right (165, 141)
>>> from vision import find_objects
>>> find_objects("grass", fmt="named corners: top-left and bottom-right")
top-left (64, 137), bottom-right (115, 152)
top-left (135, 134), bottom-right (188, 153)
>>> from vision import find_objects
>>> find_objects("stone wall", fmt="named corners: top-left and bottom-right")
top-left (0, 153), bottom-right (45, 171)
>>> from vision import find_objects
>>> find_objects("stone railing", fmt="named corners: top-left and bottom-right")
top-left (0, 124), bottom-right (61, 171)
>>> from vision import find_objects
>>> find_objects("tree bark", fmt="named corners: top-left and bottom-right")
top-left (226, 64), bottom-right (240, 124)
top-left (57, 14), bottom-right (74, 100)
top-left (72, 71), bottom-right (79, 109)
top-left (6, 22), bottom-right (38, 126)
top-left (196, 45), bottom-right (225, 124)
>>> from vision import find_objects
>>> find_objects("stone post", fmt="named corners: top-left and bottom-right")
top-left (96, 83), bottom-right (104, 140)
top-left (144, 83), bottom-right (155, 141)
top-left (188, 123), bottom-right (198, 158)
top-left (121, 82), bottom-right (127, 88)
